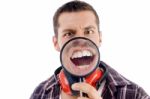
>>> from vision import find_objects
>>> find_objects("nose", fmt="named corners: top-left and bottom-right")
top-left (75, 30), bottom-right (85, 38)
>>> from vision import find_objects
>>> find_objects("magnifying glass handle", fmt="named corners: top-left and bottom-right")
top-left (79, 78), bottom-right (84, 97)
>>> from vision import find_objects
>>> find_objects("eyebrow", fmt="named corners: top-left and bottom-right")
top-left (62, 29), bottom-right (76, 33)
top-left (84, 25), bottom-right (96, 30)
top-left (62, 25), bottom-right (96, 33)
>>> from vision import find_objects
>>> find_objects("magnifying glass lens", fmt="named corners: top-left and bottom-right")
top-left (61, 37), bottom-right (100, 77)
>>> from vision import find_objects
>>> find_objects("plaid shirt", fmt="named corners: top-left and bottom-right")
top-left (30, 61), bottom-right (150, 99)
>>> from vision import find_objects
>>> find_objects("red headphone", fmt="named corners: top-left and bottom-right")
top-left (58, 68), bottom-right (103, 95)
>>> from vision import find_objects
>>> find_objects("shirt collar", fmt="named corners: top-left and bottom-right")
top-left (45, 67), bottom-right (62, 91)
top-left (101, 61), bottom-right (131, 93)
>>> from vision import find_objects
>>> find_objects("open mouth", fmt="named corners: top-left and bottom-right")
top-left (70, 50), bottom-right (94, 66)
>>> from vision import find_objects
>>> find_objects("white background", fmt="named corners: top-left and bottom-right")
top-left (0, 0), bottom-right (150, 99)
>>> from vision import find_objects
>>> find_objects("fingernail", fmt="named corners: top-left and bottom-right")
top-left (71, 83), bottom-right (78, 90)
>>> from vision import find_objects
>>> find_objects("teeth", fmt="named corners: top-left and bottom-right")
top-left (72, 50), bottom-right (92, 59)
top-left (77, 51), bottom-right (82, 58)
top-left (83, 50), bottom-right (91, 56)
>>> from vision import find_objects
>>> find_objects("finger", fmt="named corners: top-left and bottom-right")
top-left (77, 97), bottom-right (89, 99)
top-left (72, 82), bottom-right (100, 99)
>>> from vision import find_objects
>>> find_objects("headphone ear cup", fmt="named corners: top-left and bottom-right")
top-left (58, 68), bottom-right (103, 95)
top-left (58, 70), bottom-right (72, 95)
top-left (85, 68), bottom-right (103, 88)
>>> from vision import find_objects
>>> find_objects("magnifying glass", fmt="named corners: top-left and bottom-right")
top-left (60, 37), bottom-right (100, 96)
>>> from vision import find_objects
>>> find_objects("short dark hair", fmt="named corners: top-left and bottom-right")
top-left (53, 0), bottom-right (100, 37)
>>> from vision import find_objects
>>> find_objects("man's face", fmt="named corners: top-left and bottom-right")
top-left (53, 11), bottom-right (102, 75)
top-left (53, 11), bottom-right (101, 51)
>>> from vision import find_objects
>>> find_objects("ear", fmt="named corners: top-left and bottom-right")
top-left (98, 31), bottom-right (102, 47)
top-left (53, 36), bottom-right (61, 52)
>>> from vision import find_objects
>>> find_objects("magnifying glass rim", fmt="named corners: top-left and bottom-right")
top-left (60, 37), bottom-right (100, 77)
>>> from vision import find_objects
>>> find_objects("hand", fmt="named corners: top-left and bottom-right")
top-left (71, 82), bottom-right (102, 99)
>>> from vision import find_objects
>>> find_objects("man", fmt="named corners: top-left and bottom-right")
top-left (30, 1), bottom-right (149, 99)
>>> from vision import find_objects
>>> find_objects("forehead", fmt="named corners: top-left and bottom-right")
top-left (58, 11), bottom-right (97, 29)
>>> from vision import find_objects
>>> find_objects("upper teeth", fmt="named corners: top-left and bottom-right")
top-left (71, 50), bottom-right (92, 59)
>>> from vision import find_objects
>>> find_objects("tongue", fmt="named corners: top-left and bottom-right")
top-left (71, 56), bottom-right (93, 66)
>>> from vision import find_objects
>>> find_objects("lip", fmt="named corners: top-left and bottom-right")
top-left (67, 56), bottom-right (96, 76)
top-left (69, 48), bottom-right (95, 66)
top-left (70, 55), bottom-right (94, 66)
top-left (64, 47), bottom-right (97, 76)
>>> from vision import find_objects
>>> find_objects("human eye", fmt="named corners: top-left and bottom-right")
top-left (63, 32), bottom-right (74, 38)
top-left (85, 29), bottom-right (94, 35)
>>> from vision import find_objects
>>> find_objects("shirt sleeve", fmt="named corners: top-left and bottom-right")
top-left (30, 82), bottom-right (46, 99)
top-left (136, 87), bottom-right (150, 99)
